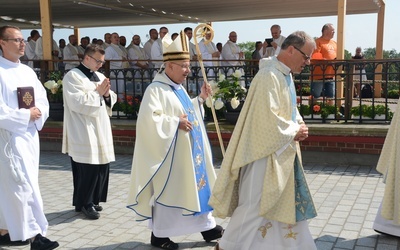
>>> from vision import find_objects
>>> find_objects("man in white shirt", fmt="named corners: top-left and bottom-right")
top-left (260, 24), bottom-right (286, 58)
top-left (151, 27), bottom-right (168, 71)
top-left (102, 33), bottom-right (111, 50)
top-left (105, 32), bottom-right (129, 98)
top-left (143, 28), bottom-right (158, 62)
top-left (221, 31), bottom-right (244, 78)
top-left (128, 35), bottom-right (149, 78)
top-left (35, 27), bottom-right (60, 70)
top-left (198, 30), bottom-right (220, 77)
top-left (24, 29), bottom-right (40, 69)
top-left (63, 34), bottom-right (83, 70)
top-left (184, 27), bottom-right (198, 64)
top-left (221, 31), bottom-right (244, 67)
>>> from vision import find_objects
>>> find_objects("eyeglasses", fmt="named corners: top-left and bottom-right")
top-left (3, 38), bottom-right (25, 44)
top-left (293, 46), bottom-right (311, 61)
top-left (88, 55), bottom-right (105, 65)
top-left (170, 62), bottom-right (191, 70)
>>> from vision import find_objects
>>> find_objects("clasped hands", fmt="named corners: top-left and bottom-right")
top-left (294, 123), bottom-right (309, 141)
top-left (96, 78), bottom-right (111, 97)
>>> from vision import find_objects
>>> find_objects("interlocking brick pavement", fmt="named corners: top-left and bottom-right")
top-left (1, 151), bottom-right (400, 249)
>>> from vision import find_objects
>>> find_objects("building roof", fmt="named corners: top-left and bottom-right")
top-left (0, 0), bottom-right (381, 29)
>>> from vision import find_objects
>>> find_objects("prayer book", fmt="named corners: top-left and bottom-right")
top-left (17, 86), bottom-right (35, 109)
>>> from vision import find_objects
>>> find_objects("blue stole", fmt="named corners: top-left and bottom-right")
top-left (171, 86), bottom-right (213, 216)
top-left (285, 74), bottom-right (317, 222)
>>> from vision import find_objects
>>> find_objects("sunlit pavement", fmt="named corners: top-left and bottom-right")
top-left (1, 151), bottom-right (399, 250)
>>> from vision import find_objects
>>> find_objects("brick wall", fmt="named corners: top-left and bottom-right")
top-left (40, 123), bottom-right (388, 156)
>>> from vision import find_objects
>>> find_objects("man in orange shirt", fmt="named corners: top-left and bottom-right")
top-left (311, 23), bottom-right (337, 98)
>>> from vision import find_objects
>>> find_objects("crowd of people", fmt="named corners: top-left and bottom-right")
top-left (0, 22), bottom-right (396, 250)
top-left (17, 24), bottom-right (288, 74)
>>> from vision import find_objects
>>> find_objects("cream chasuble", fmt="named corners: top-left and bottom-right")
top-left (209, 57), bottom-right (316, 225)
top-left (127, 72), bottom-right (216, 221)
top-left (375, 98), bottom-right (400, 224)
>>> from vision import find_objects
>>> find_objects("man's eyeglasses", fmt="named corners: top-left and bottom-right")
top-left (3, 38), bottom-right (25, 44)
top-left (170, 62), bottom-right (191, 70)
top-left (88, 55), bottom-right (106, 65)
top-left (293, 46), bottom-right (311, 61)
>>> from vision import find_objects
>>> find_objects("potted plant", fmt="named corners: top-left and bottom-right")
top-left (373, 104), bottom-right (392, 120)
top-left (206, 70), bottom-right (247, 124)
top-left (113, 94), bottom-right (141, 119)
top-left (43, 71), bottom-right (64, 121)
top-left (321, 104), bottom-right (338, 119)
top-left (313, 103), bottom-right (338, 119)
top-left (351, 104), bottom-right (371, 119)
top-left (312, 104), bottom-right (322, 119)
top-left (43, 71), bottom-right (63, 103)
top-left (299, 104), bottom-right (311, 118)
top-left (207, 70), bottom-right (247, 111)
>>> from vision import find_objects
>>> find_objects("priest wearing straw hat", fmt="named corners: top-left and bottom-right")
top-left (127, 30), bottom-right (223, 250)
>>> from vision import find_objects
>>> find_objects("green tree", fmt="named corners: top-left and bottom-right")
top-left (238, 41), bottom-right (256, 60)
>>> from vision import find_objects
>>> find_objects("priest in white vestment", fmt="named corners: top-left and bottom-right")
top-left (35, 29), bottom-right (60, 70)
top-left (151, 27), bottom-right (169, 75)
top-left (127, 35), bottom-right (149, 78)
top-left (199, 31), bottom-right (221, 78)
top-left (127, 30), bottom-right (223, 250)
top-left (260, 24), bottom-right (286, 58)
top-left (105, 32), bottom-right (129, 99)
top-left (0, 25), bottom-right (59, 250)
top-left (24, 29), bottom-right (40, 69)
top-left (209, 31), bottom-right (317, 250)
top-left (143, 28), bottom-right (158, 69)
top-left (62, 44), bottom-right (116, 220)
top-left (373, 97), bottom-right (400, 237)
top-left (63, 34), bottom-right (83, 70)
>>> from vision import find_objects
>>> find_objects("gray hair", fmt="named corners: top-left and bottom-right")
top-left (281, 31), bottom-right (315, 50)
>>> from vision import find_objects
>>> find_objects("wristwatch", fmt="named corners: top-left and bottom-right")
top-left (198, 96), bottom-right (205, 104)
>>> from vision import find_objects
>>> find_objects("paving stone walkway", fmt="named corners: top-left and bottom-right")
top-left (1, 151), bottom-right (400, 250)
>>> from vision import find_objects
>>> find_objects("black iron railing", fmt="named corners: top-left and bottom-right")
top-left (31, 59), bottom-right (399, 123)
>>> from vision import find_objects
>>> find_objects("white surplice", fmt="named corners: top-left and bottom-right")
top-left (198, 39), bottom-right (220, 77)
top-left (151, 38), bottom-right (163, 70)
top-left (0, 56), bottom-right (50, 241)
top-left (61, 67), bottom-right (116, 165)
top-left (63, 43), bottom-right (80, 70)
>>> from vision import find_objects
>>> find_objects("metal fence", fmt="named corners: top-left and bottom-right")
top-left (33, 59), bottom-right (400, 123)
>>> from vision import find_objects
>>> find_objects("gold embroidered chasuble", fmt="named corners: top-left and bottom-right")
top-left (376, 100), bottom-right (400, 223)
top-left (209, 57), bottom-right (309, 225)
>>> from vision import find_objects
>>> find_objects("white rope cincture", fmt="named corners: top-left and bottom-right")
top-left (0, 129), bottom-right (26, 184)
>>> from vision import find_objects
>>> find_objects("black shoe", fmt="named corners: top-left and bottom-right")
top-left (30, 234), bottom-right (59, 250)
top-left (151, 232), bottom-right (179, 250)
top-left (0, 233), bottom-right (29, 246)
top-left (76, 205), bottom-right (102, 212)
top-left (201, 225), bottom-right (224, 242)
top-left (93, 204), bottom-right (103, 211)
top-left (82, 205), bottom-right (100, 220)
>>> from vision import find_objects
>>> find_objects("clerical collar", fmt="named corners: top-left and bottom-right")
top-left (164, 73), bottom-right (182, 90)
top-left (77, 63), bottom-right (100, 81)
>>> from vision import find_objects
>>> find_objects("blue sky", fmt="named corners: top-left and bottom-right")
top-left (22, 1), bottom-right (400, 54)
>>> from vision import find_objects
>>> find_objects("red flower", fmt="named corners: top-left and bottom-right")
top-left (313, 105), bottom-right (321, 113)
